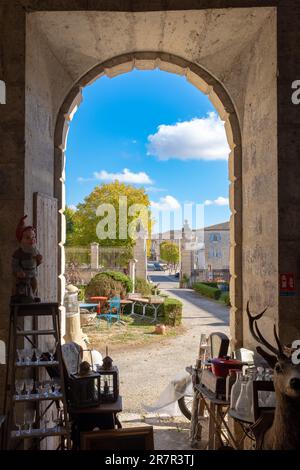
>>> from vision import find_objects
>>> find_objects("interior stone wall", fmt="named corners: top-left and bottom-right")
top-left (25, 15), bottom-right (72, 220)
top-left (241, 13), bottom-right (278, 348)
top-left (0, 3), bottom-right (26, 406)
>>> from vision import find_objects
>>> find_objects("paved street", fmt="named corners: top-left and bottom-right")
top-left (150, 271), bottom-right (229, 331)
top-left (113, 272), bottom-right (229, 414)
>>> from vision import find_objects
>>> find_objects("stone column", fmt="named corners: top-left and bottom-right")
top-left (129, 259), bottom-right (137, 293)
top-left (133, 237), bottom-right (147, 280)
top-left (277, 2), bottom-right (300, 344)
top-left (181, 250), bottom-right (193, 287)
top-left (90, 242), bottom-right (99, 270)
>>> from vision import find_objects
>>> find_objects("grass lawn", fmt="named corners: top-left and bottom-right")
top-left (82, 313), bottom-right (184, 352)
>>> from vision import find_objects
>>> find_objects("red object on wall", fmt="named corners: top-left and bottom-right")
top-left (279, 273), bottom-right (295, 293)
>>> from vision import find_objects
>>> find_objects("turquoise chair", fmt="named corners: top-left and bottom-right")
top-left (102, 295), bottom-right (121, 326)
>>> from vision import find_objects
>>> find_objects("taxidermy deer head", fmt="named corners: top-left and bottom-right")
top-left (246, 302), bottom-right (300, 450)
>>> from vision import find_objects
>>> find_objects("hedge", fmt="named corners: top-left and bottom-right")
top-left (193, 282), bottom-right (222, 300)
top-left (85, 271), bottom-right (133, 299)
top-left (162, 298), bottom-right (183, 326)
top-left (201, 281), bottom-right (219, 288)
top-left (221, 292), bottom-right (231, 306)
top-left (103, 270), bottom-right (133, 292)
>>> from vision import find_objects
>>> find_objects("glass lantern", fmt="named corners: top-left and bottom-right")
top-left (69, 370), bottom-right (101, 409)
top-left (98, 366), bottom-right (119, 403)
top-left (97, 351), bottom-right (119, 403)
top-left (68, 351), bottom-right (101, 409)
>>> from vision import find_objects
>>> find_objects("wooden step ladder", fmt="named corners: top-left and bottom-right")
top-left (3, 302), bottom-right (71, 450)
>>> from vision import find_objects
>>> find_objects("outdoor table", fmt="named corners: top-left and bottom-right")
top-left (79, 303), bottom-right (98, 311)
top-left (89, 296), bottom-right (108, 315)
top-left (120, 299), bottom-right (133, 315)
top-left (195, 383), bottom-right (240, 450)
top-left (129, 297), bottom-right (163, 322)
top-left (70, 396), bottom-right (123, 450)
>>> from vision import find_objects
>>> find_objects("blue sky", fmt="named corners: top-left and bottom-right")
top-left (66, 69), bottom-right (230, 231)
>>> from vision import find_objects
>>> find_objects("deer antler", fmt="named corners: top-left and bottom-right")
top-left (246, 301), bottom-right (285, 357)
top-left (273, 324), bottom-right (285, 359)
top-left (246, 301), bottom-right (269, 344)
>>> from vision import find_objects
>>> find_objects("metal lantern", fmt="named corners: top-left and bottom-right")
top-left (69, 351), bottom-right (101, 409)
top-left (97, 350), bottom-right (119, 403)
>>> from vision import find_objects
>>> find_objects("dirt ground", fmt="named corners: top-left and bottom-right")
top-left (83, 285), bottom-right (229, 413)
top-left (82, 283), bottom-right (229, 450)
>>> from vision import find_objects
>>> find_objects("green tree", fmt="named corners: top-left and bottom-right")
top-left (66, 181), bottom-right (151, 247)
top-left (65, 206), bottom-right (76, 246)
top-left (160, 241), bottom-right (180, 271)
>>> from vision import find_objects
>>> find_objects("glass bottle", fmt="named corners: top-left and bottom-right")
top-left (235, 377), bottom-right (251, 419)
top-left (230, 370), bottom-right (243, 410)
top-left (226, 369), bottom-right (237, 402)
top-left (256, 366), bottom-right (266, 406)
top-left (245, 368), bottom-right (257, 421)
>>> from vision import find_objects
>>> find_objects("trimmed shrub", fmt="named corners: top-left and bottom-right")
top-left (85, 271), bottom-right (133, 299)
top-left (221, 292), bottom-right (231, 306)
top-left (193, 282), bottom-right (222, 300)
top-left (103, 270), bottom-right (133, 292)
top-left (217, 282), bottom-right (229, 292)
top-left (162, 298), bottom-right (183, 326)
top-left (201, 281), bottom-right (219, 288)
top-left (135, 277), bottom-right (152, 297)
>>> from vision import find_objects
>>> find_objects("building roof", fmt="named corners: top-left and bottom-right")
top-left (204, 221), bottom-right (230, 231)
top-left (153, 221), bottom-right (230, 239)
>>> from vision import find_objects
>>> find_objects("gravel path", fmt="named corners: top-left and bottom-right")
top-left (111, 273), bottom-right (229, 413)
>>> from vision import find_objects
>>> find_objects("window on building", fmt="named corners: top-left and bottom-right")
top-left (209, 247), bottom-right (222, 258)
top-left (209, 233), bottom-right (221, 242)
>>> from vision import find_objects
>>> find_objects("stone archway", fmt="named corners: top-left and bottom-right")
top-left (54, 51), bottom-right (243, 347)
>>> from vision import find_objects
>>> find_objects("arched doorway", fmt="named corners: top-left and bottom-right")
top-left (54, 52), bottom-right (242, 347)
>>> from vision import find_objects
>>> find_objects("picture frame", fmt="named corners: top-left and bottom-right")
top-left (80, 425), bottom-right (154, 450)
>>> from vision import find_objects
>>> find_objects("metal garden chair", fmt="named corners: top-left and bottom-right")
top-left (102, 295), bottom-right (121, 326)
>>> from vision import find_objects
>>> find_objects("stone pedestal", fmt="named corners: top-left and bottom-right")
top-left (133, 237), bottom-right (147, 280)
top-left (63, 285), bottom-right (85, 348)
top-left (90, 242), bottom-right (99, 270)
top-left (181, 250), bottom-right (193, 284)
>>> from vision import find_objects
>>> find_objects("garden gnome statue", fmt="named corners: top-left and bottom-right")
top-left (11, 215), bottom-right (43, 303)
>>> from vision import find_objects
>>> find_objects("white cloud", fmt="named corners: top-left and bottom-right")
top-left (145, 187), bottom-right (167, 193)
top-left (68, 204), bottom-right (77, 211)
top-left (94, 168), bottom-right (152, 184)
top-left (78, 176), bottom-right (94, 183)
top-left (151, 195), bottom-right (181, 211)
top-left (147, 112), bottom-right (230, 161)
top-left (204, 196), bottom-right (229, 206)
top-left (81, 168), bottom-right (153, 185)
